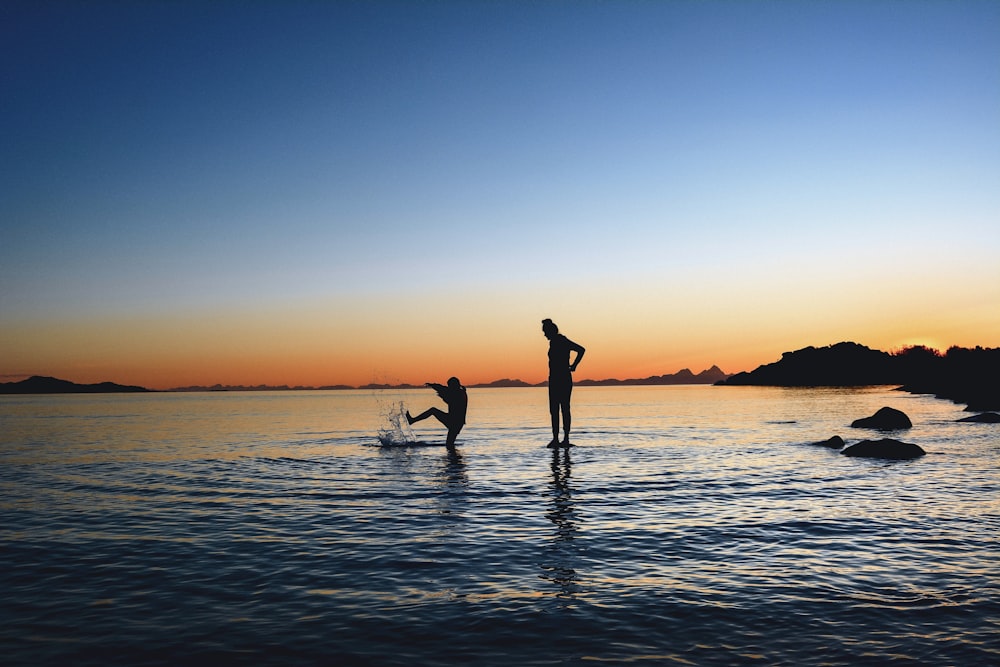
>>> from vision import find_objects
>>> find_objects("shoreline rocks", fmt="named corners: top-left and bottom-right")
top-left (806, 434), bottom-right (926, 460)
top-left (956, 412), bottom-right (1000, 423)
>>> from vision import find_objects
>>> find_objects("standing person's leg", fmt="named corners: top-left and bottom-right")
top-left (561, 383), bottom-right (573, 444)
top-left (548, 384), bottom-right (560, 445)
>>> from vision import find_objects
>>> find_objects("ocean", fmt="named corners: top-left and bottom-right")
top-left (1, 385), bottom-right (997, 666)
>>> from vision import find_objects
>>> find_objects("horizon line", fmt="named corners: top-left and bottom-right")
top-left (1, 365), bottom-right (733, 393)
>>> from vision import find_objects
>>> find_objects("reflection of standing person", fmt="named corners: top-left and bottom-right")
top-left (542, 319), bottom-right (585, 447)
top-left (548, 448), bottom-right (576, 543)
top-left (407, 377), bottom-right (468, 446)
top-left (542, 448), bottom-right (580, 601)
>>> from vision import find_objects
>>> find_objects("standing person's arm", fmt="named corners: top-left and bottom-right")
top-left (568, 340), bottom-right (585, 372)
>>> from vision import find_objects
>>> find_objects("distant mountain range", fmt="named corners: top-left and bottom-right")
top-left (5, 346), bottom-right (997, 412)
top-left (576, 365), bottom-right (730, 387)
top-left (169, 383), bottom-right (358, 392)
top-left (0, 376), bottom-right (150, 394)
top-left (1, 367), bottom-right (731, 395)
top-left (179, 367), bottom-right (731, 391)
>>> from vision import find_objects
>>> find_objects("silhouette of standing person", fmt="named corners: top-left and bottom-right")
top-left (542, 319), bottom-right (585, 447)
top-left (406, 377), bottom-right (468, 446)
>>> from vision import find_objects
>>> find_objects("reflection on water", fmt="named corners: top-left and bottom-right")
top-left (1, 387), bottom-right (998, 666)
top-left (436, 446), bottom-right (468, 517)
top-left (542, 447), bottom-right (581, 602)
top-left (442, 446), bottom-right (467, 487)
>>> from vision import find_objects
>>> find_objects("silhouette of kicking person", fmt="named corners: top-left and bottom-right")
top-left (542, 319), bottom-right (585, 447)
top-left (406, 377), bottom-right (468, 446)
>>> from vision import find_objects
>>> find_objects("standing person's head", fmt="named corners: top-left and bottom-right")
top-left (542, 318), bottom-right (558, 339)
top-left (448, 376), bottom-right (463, 389)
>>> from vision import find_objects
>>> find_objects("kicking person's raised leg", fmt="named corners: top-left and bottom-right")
top-left (407, 407), bottom-right (447, 426)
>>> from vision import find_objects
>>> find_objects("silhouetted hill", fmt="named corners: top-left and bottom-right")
top-left (0, 376), bottom-right (150, 394)
top-left (722, 342), bottom-right (896, 386)
top-left (719, 343), bottom-right (999, 411)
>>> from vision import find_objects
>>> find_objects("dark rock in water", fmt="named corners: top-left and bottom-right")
top-left (956, 412), bottom-right (1000, 423)
top-left (811, 435), bottom-right (845, 448)
top-left (850, 406), bottom-right (912, 430)
top-left (841, 439), bottom-right (925, 460)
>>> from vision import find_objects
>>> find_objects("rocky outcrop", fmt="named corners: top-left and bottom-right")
top-left (956, 412), bottom-right (1000, 423)
top-left (722, 342), bottom-right (896, 387)
top-left (841, 438), bottom-right (925, 459)
top-left (719, 342), bottom-right (999, 412)
top-left (850, 407), bottom-right (912, 431)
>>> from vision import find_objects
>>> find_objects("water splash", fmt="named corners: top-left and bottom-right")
top-left (377, 400), bottom-right (416, 446)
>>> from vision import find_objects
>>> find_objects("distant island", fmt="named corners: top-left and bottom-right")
top-left (0, 376), bottom-right (151, 395)
top-left (719, 342), bottom-right (1000, 412)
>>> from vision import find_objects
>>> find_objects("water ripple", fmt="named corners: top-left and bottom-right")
top-left (1, 387), bottom-right (998, 665)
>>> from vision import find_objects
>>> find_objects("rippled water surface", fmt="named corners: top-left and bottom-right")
top-left (1, 386), bottom-right (998, 665)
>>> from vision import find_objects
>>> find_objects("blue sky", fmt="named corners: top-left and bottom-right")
top-left (2, 1), bottom-right (998, 386)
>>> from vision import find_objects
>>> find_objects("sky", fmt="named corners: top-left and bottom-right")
top-left (2, 1), bottom-right (999, 390)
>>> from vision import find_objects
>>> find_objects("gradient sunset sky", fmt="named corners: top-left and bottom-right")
top-left (2, 1), bottom-right (999, 389)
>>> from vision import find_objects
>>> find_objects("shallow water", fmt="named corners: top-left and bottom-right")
top-left (1, 386), bottom-right (998, 665)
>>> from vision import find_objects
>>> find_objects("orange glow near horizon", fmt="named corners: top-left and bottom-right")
top-left (2, 290), bottom-right (998, 390)
top-left (2, 257), bottom-right (999, 390)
